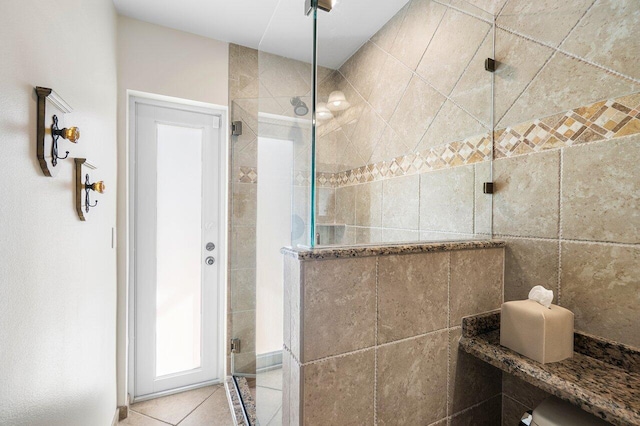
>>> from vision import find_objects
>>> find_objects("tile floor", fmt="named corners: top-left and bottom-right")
top-left (121, 385), bottom-right (233, 425)
top-left (255, 368), bottom-right (283, 426)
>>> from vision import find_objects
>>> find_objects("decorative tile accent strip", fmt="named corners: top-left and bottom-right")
top-left (238, 166), bottom-right (257, 184)
top-left (238, 93), bottom-right (640, 187)
top-left (495, 93), bottom-right (640, 158)
top-left (333, 134), bottom-right (492, 187)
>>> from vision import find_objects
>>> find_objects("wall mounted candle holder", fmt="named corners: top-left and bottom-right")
top-left (35, 87), bottom-right (78, 177)
top-left (74, 158), bottom-right (104, 221)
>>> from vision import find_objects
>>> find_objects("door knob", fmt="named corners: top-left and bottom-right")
top-left (205, 256), bottom-right (215, 265)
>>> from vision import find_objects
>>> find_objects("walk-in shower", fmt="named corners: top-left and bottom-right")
top-left (228, 0), bottom-right (497, 423)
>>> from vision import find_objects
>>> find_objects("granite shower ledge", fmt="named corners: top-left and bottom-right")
top-left (459, 312), bottom-right (640, 426)
top-left (281, 239), bottom-right (505, 260)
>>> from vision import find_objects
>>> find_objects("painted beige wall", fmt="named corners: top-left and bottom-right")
top-left (0, 1), bottom-right (118, 425)
top-left (116, 16), bottom-right (229, 405)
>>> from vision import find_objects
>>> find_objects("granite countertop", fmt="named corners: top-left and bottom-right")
top-left (459, 311), bottom-right (640, 426)
top-left (281, 239), bottom-right (505, 260)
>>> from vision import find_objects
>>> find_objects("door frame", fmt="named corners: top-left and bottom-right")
top-left (126, 91), bottom-right (228, 403)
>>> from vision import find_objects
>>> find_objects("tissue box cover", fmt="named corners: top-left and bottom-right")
top-left (500, 300), bottom-right (574, 364)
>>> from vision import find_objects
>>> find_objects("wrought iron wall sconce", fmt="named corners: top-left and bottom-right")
top-left (51, 115), bottom-right (80, 166)
top-left (75, 158), bottom-right (104, 221)
top-left (35, 87), bottom-right (78, 176)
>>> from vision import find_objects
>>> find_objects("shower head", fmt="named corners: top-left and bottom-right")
top-left (290, 97), bottom-right (309, 116)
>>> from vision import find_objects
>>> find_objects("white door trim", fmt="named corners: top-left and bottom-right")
top-left (125, 91), bottom-right (228, 403)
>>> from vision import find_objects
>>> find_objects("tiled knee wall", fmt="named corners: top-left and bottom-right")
top-left (282, 247), bottom-right (505, 425)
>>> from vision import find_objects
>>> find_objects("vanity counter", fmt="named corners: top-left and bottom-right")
top-left (459, 311), bottom-right (640, 426)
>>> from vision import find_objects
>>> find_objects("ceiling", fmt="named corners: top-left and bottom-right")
top-left (113, 0), bottom-right (409, 69)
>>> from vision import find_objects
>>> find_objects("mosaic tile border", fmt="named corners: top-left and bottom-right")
top-left (237, 93), bottom-right (640, 188)
top-left (494, 92), bottom-right (640, 159)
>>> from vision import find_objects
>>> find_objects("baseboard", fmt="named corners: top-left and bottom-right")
top-left (256, 350), bottom-right (283, 372)
top-left (111, 408), bottom-right (119, 426)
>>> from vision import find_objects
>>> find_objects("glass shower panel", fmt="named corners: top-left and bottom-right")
top-left (315, 0), bottom-right (495, 245)
top-left (254, 2), bottom-right (315, 424)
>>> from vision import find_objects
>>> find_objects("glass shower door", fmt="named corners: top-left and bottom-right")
top-left (315, 0), bottom-right (495, 246)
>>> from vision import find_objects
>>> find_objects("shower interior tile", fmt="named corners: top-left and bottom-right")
top-left (376, 331), bottom-right (448, 425)
top-left (497, 0), bottom-right (593, 48)
top-left (449, 328), bottom-right (502, 413)
top-left (390, 0), bottom-right (447, 70)
top-left (416, 8), bottom-right (492, 96)
top-left (499, 52), bottom-right (639, 128)
top-left (419, 165), bottom-right (475, 234)
top-left (449, 248), bottom-right (504, 326)
top-left (560, 0), bottom-right (640, 81)
top-left (492, 151), bottom-right (560, 239)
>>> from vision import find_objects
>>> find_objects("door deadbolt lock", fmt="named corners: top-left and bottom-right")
top-left (206, 242), bottom-right (215, 251)
top-left (205, 256), bottom-right (215, 265)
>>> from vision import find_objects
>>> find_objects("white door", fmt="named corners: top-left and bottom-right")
top-left (132, 99), bottom-right (223, 399)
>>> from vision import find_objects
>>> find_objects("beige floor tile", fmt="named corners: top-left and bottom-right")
top-left (256, 386), bottom-right (283, 426)
top-left (267, 407), bottom-right (282, 426)
top-left (131, 386), bottom-right (219, 425)
top-left (257, 368), bottom-right (283, 391)
top-left (178, 387), bottom-right (234, 426)
top-left (120, 411), bottom-right (171, 426)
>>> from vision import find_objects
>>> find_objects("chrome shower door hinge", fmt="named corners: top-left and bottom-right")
top-left (230, 338), bottom-right (241, 353)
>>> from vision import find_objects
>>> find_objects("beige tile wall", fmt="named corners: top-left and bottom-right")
top-left (314, 0), bottom-right (495, 245)
top-left (494, 0), bottom-right (640, 348)
top-left (283, 247), bottom-right (505, 425)
top-left (493, 0), bottom-right (640, 420)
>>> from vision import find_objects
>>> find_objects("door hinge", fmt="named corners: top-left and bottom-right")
top-left (231, 121), bottom-right (243, 136)
top-left (230, 338), bottom-right (241, 353)
top-left (485, 58), bottom-right (496, 72)
top-left (483, 182), bottom-right (495, 194)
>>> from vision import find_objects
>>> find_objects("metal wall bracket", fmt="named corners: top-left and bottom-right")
top-left (485, 58), bottom-right (496, 72)
top-left (483, 182), bottom-right (495, 194)
top-left (305, 0), bottom-right (332, 15)
top-left (230, 338), bottom-right (241, 353)
top-left (231, 121), bottom-right (243, 136)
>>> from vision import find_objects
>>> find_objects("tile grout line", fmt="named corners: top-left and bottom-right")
top-left (496, 48), bottom-right (558, 128)
top-left (174, 387), bottom-right (223, 425)
top-left (557, 148), bottom-right (564, 306)
top-left (300, 326), bottom-right (451, 367)
top-left (446, 251), bottom-right (452, 419)
top-left (495, 4), bottom-right (640, 87)
top-left (448, 392), bottom-right (503, 420)
top-left (128, 409), bottom-right (174, 425)
top-left (493, 233), bottom-right (640, 248)
top-left (374, 256), bottom-right (379, 426)
top-left (432, 0), bottom-right (494, 25)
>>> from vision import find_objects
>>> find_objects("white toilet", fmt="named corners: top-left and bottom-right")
top-left (527, 397), bottom-right (611, 426)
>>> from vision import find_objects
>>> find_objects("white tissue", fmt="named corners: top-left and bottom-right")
top-left (528, 285), bottom-right (553, 309)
